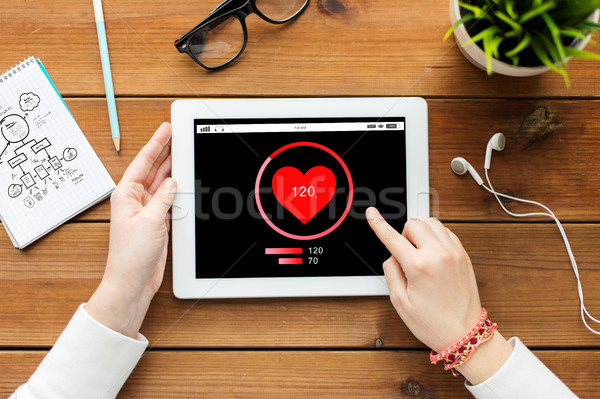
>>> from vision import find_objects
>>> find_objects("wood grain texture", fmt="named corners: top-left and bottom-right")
top-left (1, 1), bottom-right (599, 98)
top-left (1, 350), bottom-right (597, 398)
top-left (2, 0), bottom-right (600, 396)
top-left (65, 98), bottom-right (600, 222)
top-left (2, 223), bottom-right (599, 348)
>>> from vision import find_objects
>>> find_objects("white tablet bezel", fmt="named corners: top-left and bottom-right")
top-left (171, 97), bottom-right (429, 299)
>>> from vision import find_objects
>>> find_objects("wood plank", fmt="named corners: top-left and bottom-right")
top-left (0, 350), bottom-right (596, 398)
top-left (66, 98), bottom-right (600, 222)
top-left (430, 99), bottom-right (600, 221)
top-left (1, 223), bottom-right (600, 348)
top-left (1, 1), bottom-right (600, 98)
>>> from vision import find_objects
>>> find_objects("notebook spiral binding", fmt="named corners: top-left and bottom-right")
top-left (0, 56), bottom-right (35, 84)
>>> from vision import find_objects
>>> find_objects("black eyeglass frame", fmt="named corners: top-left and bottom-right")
top-left (174, 0), bottom-right (309, 70)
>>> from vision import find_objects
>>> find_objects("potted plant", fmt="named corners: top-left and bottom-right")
top-left (445, 0), bottom-right (600, 85)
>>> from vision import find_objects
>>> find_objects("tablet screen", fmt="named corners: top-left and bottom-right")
top-left (194, 117), bottom-right (407, 279)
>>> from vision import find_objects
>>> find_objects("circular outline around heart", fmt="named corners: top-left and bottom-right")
top-left (255, 141), bottom-right (354, 240)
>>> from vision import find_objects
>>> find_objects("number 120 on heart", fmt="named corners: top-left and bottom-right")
top-left (292, 185), bottom-right (316, 198)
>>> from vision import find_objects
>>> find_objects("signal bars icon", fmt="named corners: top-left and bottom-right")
top-left (198, 126), bottom-right (210, 133)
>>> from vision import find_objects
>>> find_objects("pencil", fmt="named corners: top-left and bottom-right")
top-left (92, 0), bottom-right (121, 155)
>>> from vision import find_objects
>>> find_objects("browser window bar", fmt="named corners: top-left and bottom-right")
top-left (196, 121), bottom-right (405, 134)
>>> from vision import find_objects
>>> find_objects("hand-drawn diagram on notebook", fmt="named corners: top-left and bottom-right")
top-left (0, 92), bottom-right (80, 209)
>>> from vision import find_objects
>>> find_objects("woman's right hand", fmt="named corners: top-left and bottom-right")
top-left (366, 207), bottom-right (513, 384)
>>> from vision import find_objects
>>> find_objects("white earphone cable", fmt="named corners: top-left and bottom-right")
top-left (482, 169), bottom-right (600, 335)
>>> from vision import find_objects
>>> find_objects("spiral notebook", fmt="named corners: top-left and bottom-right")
top-left (0, 57), bottom-right (115, 248)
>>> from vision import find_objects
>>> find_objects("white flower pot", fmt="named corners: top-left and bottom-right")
top-left (449, 0), bottom-right (600, 77)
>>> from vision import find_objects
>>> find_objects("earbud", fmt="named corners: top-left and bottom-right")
top-left (484, 132), bottom-right (505, 170)
top-left (451, 157), bottom-right (483, 186)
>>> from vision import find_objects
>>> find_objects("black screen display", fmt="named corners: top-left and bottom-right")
top-left (194, 118), bottom-right (407, 279)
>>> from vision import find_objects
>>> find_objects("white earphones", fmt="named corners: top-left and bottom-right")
top-left (451, 132), bottom-right (506, 186)
top-left (452, 133), bottom-right (600, 336)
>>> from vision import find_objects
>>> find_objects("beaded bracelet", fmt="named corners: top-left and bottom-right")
top-left (429, 308), bottom-right (498, 377)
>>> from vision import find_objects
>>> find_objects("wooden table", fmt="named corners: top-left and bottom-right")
top-left (2, 1), bottom-right (600, 397)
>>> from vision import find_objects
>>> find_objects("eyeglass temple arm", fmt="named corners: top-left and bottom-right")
top-left (175, 0), bottom-right (241, 47)
top-left (174, 12), bottom-right (220, 47)
top-left (211, 0), bottom-right (234, 15)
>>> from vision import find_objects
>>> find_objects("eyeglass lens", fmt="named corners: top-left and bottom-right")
top-left (189, 17), bottom-right (245, 68)
top-left (254, 0), bottom-right (308, 22)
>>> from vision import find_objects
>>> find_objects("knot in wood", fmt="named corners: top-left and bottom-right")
top-left (317, 0), bottom-right (346, 15)
top-left (517, 106), bottom-right (560, 148)
top-left (406, 380), bottom-right (421, 396)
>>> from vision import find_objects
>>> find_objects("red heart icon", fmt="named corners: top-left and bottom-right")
top-left (272, 166), bottom-right (336, 224)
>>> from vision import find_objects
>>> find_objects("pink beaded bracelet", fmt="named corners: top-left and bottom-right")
top-left (429, 308), bottom-right (498, 377)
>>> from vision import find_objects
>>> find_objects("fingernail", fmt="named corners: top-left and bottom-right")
top-left (163, 178), bottom-right (176, 190)
top-left (366, 207), bottom-right (378, 218)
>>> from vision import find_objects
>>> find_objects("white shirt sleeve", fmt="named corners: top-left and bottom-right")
top-left (465, 337), bottom-right (577, 398)
top-left (10, 303), bottom-right (148, 399)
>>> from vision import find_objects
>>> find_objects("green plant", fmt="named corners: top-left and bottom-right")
top-left (445, 0), bottom-right (600, 85)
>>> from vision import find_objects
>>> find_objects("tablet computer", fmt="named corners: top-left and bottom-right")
top-left (171, 98), bottom-right (428, 298)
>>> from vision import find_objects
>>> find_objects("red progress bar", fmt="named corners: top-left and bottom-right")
top-left (279, 258), bottom-right (303, 265)
top-left (265, 248), bottom-right (303, 255)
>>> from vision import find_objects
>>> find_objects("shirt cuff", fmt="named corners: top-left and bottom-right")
top-left (464, 337), bottom-right (577, 399)
top-left (17, 303), bottom-right (148, 399)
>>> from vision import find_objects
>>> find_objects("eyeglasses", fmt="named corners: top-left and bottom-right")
top-left (175, 0), bottom-right (309, 70)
